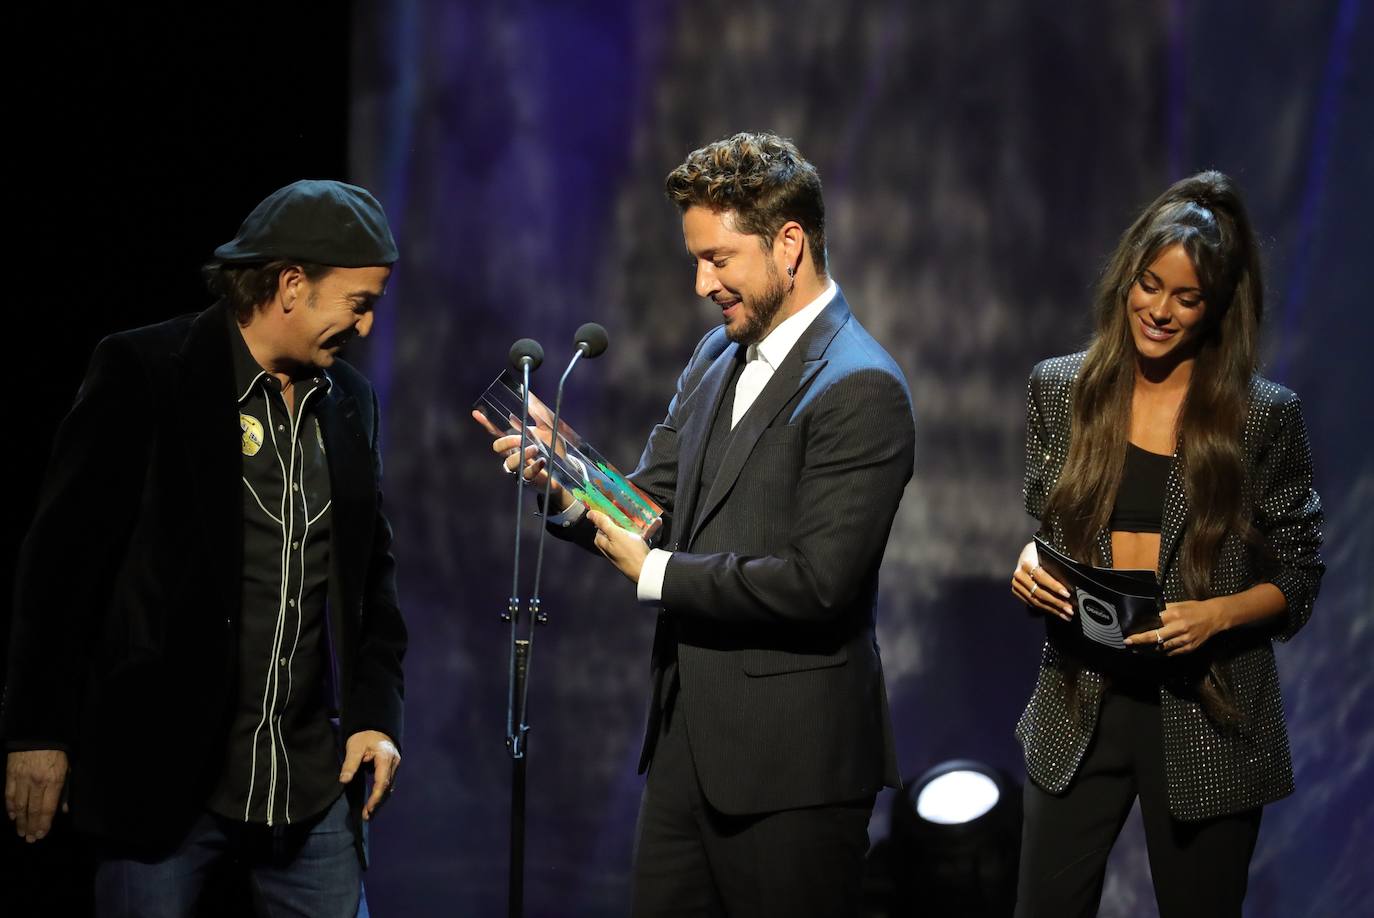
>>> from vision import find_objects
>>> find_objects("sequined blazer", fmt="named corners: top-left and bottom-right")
top-left (1014, 352), bottom-right (1325, 821)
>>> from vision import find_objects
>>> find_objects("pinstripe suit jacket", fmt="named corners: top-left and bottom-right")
top-left (1015, 352), bottom-right (1325, 820)
top-left (559, 289), bottom-right (913, 815)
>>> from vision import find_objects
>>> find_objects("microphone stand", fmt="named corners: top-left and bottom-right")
top-left (528, 349), bottom-right (583, 627)
top-left (504, 326), bottom-right (606, 918)
top-left (502, 340), bottom-right (540, 918)
top-left (528, 322), bottom-right (607, 637)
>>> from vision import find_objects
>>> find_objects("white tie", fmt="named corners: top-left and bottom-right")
top-left (732, 346), bottom-right (772, 429)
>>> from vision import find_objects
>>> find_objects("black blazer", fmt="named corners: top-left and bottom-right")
top-left (2, 302), bottom-right (406, 853)
top-left (1015, 353), bottom-right (1324, 821)
top-left (558, 289), bottom-right (914, 815)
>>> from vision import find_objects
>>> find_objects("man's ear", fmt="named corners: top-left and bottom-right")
top-left (775, 221), bottom-right (805, 274)
top-left (277, 266), bottom-right (305, 312)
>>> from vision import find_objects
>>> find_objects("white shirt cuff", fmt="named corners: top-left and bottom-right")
top-left (637, 548), bottom-right (672, 604)
top-left (544, 499), bottom-right (586, 528)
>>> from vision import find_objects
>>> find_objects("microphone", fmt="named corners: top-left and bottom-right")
top-left (528, 323), bottom-right (610, 627)
top-left (573, 322), bottom-right (608, 359)
top-left (509, 337), bottom-right (544, 371)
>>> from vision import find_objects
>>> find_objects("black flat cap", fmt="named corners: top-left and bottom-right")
top-left (213, 179), bottom-right (398, 267)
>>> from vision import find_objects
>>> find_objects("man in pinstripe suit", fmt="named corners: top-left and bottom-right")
top-left (498, 133), bottom-right (915, 917)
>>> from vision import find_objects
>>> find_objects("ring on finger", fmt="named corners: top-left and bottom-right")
top-left (1155, 629), bottom-right (1164, 645)
top-left (1029, 582), bottom-right (1039, 599)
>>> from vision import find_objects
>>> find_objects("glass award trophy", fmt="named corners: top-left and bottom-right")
top-left (474, 370), bottom-right (664, 543)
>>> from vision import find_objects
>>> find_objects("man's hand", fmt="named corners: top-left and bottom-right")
top-left (470, 410), bottom-right (574, 514)
top-left (339, 731), bottom-right (400, 822)
top-left (587, 510), bottom-right (650, 583)
top-left (6, 750), bottom-right (69, 842)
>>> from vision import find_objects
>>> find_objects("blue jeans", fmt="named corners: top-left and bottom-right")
top-left (94, 792), bottom-right (366, 918)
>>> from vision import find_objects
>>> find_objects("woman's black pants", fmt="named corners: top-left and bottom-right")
top-left (1015, 683), bottom-right (1262, 918)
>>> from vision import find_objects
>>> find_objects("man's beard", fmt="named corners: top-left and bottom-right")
top-left (725, 264), bottom-right (787, 345)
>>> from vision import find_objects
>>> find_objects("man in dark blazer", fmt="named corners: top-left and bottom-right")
top-left (491, 133), bottom-right (914, 917)
top-left (3, 180), bottom-right (407, 917)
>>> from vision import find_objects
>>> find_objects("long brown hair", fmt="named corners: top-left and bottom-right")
top-left (1048, 171), bottom-right (1264, 721)
top-left (1048, 171), bottom-right (1261, 591)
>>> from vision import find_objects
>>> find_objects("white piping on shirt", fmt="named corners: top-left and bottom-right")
top-left (241, 386), bottom-right (325, 826)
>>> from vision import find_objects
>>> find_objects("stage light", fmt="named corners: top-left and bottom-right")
top-left (914, 767), bottom-right (1001, 824)
top-left (882, 759), bottom-right (1022, 918)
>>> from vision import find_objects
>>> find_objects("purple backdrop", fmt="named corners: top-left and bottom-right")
top-left (345, 2), bottom-right (1372, 915)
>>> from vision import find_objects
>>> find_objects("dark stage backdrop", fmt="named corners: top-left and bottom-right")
top-left (2, 6), bottom-right (354, 913)
top-left (346, 2), bottom-right (1372, 916)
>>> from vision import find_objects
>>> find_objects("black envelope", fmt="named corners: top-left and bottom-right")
top-left (1033, 536), bottom-right (1165, 651)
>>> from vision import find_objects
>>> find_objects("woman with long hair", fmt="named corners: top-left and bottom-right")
top-left (1009, 171), bottom-right (1324, 917)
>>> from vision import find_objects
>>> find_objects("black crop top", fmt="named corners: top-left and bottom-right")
top-left (1109, 443), bottom-right (1172, 533)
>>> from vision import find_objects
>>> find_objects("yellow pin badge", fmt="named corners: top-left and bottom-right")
top-left (240, 413), bottom-right (265, 457)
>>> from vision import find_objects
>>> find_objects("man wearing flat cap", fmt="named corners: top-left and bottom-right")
top-left (3, 179), bottom-right (407, 916)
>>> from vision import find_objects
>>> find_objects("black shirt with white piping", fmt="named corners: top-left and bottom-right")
top-left (207, 315), bottom-right (340, 826)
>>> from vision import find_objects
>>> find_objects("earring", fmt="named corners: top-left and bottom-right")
top-left (786, 266), bottom-right (795, 278)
